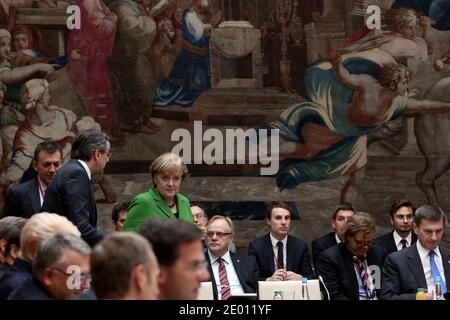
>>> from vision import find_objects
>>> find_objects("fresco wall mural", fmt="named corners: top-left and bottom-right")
top-left (0, 0), bottom-right (450, 221)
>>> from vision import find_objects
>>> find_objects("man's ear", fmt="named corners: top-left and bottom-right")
top-left (41, 268), bottom-right (54, 287)
top-left (133, 264), bottom-right (147, 292)
top-left (0, 239), bottom-right (6, 255)
top-left (31, 160), bottom-right (38, 172)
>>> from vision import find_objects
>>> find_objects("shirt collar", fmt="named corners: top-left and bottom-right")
top-left (393, 230), bottom-right (412, 246)
top-left (270, 233), bottom-right (287, 248)
top-left (209, 249), bottom-right (231, 265)
top-left (77, 160), bottom-right (92, 180)
top-left (335, 232), bottom-right (342, 244)
top-left (416, 239), bottom-right (441, 259)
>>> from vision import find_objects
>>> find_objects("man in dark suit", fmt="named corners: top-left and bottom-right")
top-left (382, 205), bottom-right (450, 300)
top-left (9, 233), bottom-right (91, 300)
top-left (316, 212), bottom-right (388, 300)
top-left (3, 141), bottom-right (63, 218)
top-left (248, 202), bottom-right (313, 281)
top-left (311, 202), bottom-right (354, 271)
top-left (206, 215), bottom-right (258, 299)
top-left (374, 199), bottom-right (417, 254)
top-left (41, 129), bottom-right (110, 247)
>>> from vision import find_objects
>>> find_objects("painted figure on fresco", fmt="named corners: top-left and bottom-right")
top-left (0, 0), bottom-right (33, 24)
top-left (66, 0), bottom-right (119, 140)
top-left (107, 0), bottom-right (160, 134)
top-left (260, 8), bottom-right (450, 199)
top-left (153, 0), bottom-right (221, 107)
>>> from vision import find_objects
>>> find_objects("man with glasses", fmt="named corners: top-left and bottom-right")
top-left (139, 218), bottom-right (210, 300)
top-left (374, 199), bottom-right (417, 254)
top-left (42, 129), bottom-right (110, 247)
top-left (249, 202), bottom-right (313, 281)
top-left (9, 233), bottom-right (91, 300)
top-left (206, 215), bottom-right (259, 300)
top-left (382, 205), bottom-right (450, 300)
top-left (4, 141), bottom-right (63, 218)
top-left (316, 212), bottom-right (387, 300)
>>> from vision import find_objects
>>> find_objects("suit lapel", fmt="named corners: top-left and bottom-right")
top-left (407, 245), bottom-right (427, 288)
top-left (439, 246), bottom-right (450, 287)
top-left (389, 231), bottom-right (398, 253)
top-left (263, 234), bottom-right (276, 273)
top-left (341, 245), bottom-right (359, 300)
top-left (29, 178), bottom-right (41, 213)
top-left (286, 236), bottom-right (296, 271)
top-left (206, 256), bottom-right (218, 299)
top-left (231, 253), bottom-right (247, 292)
top-left (151, 188), bottom-right (174, 219)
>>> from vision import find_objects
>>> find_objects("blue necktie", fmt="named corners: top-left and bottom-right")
top-left (429, 251), bottom-right (447, 293)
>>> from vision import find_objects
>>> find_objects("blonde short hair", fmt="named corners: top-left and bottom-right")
top-left (20, 212), bottom-right (80, 263)
top-left (149, 153), bottom-right (188, 182)
top-left (385, 8), bottom-right (417, 31)
top-left (206, 215), bottom-right (234, 235)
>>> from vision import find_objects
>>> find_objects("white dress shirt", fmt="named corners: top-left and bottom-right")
top-left (393, 231), bottom-right (412, 251)
top-left (208, 250), bottom-right (244, 299)
top-left (335, 233), bottom-right (342, 244)
top-left (270, 233), bottom-right (287, 269)
top-left (416, 241), bottom-right (447, 291)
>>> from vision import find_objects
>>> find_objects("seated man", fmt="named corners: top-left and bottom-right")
top-left (248, 202), bottom-right (313, 281)
top-left (0, 217), bottom-right (27, 279)
top-left (381, 205), bottom-right (450, 300)
top-left (316, 212), bottom-right (387, 300)
top-left (9, 233), bottom-right (91, 300)
top-left (4, 141), bottom-right (63, 218)
top-left (91, 232), bottom-right (159, 300)
top-left (206, 215), bottom-right (259, 300)
top-left (374, 199), bottom-right (417, 254)
top-left (139, 218), bottom-right (210, 300)
top-left (111, 201), bottom-right (130, 232)
top-left (312, 202), bottom-right (354, 272)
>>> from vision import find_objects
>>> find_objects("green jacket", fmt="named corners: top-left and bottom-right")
top-left (123, 186), bottom-right (193, 232)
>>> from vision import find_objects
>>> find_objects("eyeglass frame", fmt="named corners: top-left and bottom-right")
top-left (49, 267), bottom-right (92, 283)
top-left (206, 231), bottom-right (232, 239)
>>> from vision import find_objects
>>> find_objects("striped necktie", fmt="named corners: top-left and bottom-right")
top-left (218, 258), bottom-right (231, 300)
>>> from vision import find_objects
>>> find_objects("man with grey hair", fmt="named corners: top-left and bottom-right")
top-left (42, 129), bottom-right (111, 246)
top-left (382, 205), bottom-right (450, 300)
top-left (91, 232), bottom-right (160, 300)
top-left (0, 217), bottom-right (27, 279)
top-left (9, 232), bottom-right (91, 300)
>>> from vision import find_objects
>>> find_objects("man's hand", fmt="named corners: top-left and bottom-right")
top-left (267, 269), bottom-right (287, 281)
top-left (285, 271), bottom-right (302, 281)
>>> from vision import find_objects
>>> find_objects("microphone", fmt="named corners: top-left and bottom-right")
top-left (318, 275), bottom-right (330, 301)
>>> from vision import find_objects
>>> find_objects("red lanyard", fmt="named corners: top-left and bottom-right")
top-left (37, 176), bottom-right (45, 200)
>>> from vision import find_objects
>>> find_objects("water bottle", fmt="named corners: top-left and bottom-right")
top-left (301, 277), bottom-right (310, 300)
top-left (273, 290), bottom-right (283, 300)
top-left (435, 281), bottom-right (443, 300)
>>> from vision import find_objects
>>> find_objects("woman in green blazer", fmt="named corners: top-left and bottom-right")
top-left (123, 153), bottom-right (193, 232)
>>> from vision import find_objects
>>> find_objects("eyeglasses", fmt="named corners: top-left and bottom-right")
top-left (50, 267), bottom-right (92, 283)
top-left (206, 231), bottom-right (232, 238)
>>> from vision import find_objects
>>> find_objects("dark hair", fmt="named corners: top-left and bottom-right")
top-left (71, 128), bottom-right (109, 161)
top-left (139, 218), bottom-right (202, 267)
top-left (91, 232), bottom-right (156, 300)
top-left (111, 201), bottom-right (130, 223)
top-left (332, 202), bottom-right (355, 220)
top-left (389, 199), bottom-right (415, 218)
top-left (2, 217), bottom-right (27, 258)
top-left (343, 212), bottom-right (376, 241)
top-left (414, 205), bottom-right (446, 226)
top-left (33, 141), bottom-right (63, 162)
top-left (266, 201), bottom-right (292, 219)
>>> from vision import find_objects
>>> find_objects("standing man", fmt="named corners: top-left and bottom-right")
top-left (374, 199), bottom-right (417, 254)
top-left (206, 215), bottom-right (258, 300)
top-left (42, 129), bottom-right (110, 247)
top-left (248, 202), bottom-right (313, 281)
top-left (316, 212), bottom-right (387, 300)
top-left (3, 141), bottom-right (62, 218)
top-left (311, 202), bottom-right (354, 271)
top-left (382, 205), bottom-right (450, 300)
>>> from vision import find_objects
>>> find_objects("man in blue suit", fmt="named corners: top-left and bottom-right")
top-left (248, 202), bottom-right (313, 281)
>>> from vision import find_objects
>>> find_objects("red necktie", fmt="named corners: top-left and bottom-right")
top-left (218, 258), bottom-right (230, 300)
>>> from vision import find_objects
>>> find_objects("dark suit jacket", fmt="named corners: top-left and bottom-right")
top-left (311, 232), bottom-right (338, 272)
top-left (41, 159), bottom-right (103, 247)
top-left (381, 243), bottom-right (450, 300)
top-left (3, 178), bottom-right (41, 218)
top-left (0, 258), bottom-right (32, 300)
top-left (316, 243), bottom-right (388, 300)
top-left (374, 231), bottom-right (418, 255)
top-left (207, 251), bottom-right (259, 300)
top-left (8, 278), bottom-right (54, 300)
top-left (248, 233), bottom-right (314, 281)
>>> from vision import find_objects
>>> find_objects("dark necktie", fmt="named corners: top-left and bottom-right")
top-left (354, 257), bottom-right (374, 300)
top-left (218, 258), bottom-right (231, 300)
top-left (400, 239), bottom-right (407, 250)
top-left (277, 241), bottom-right (284, 269)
